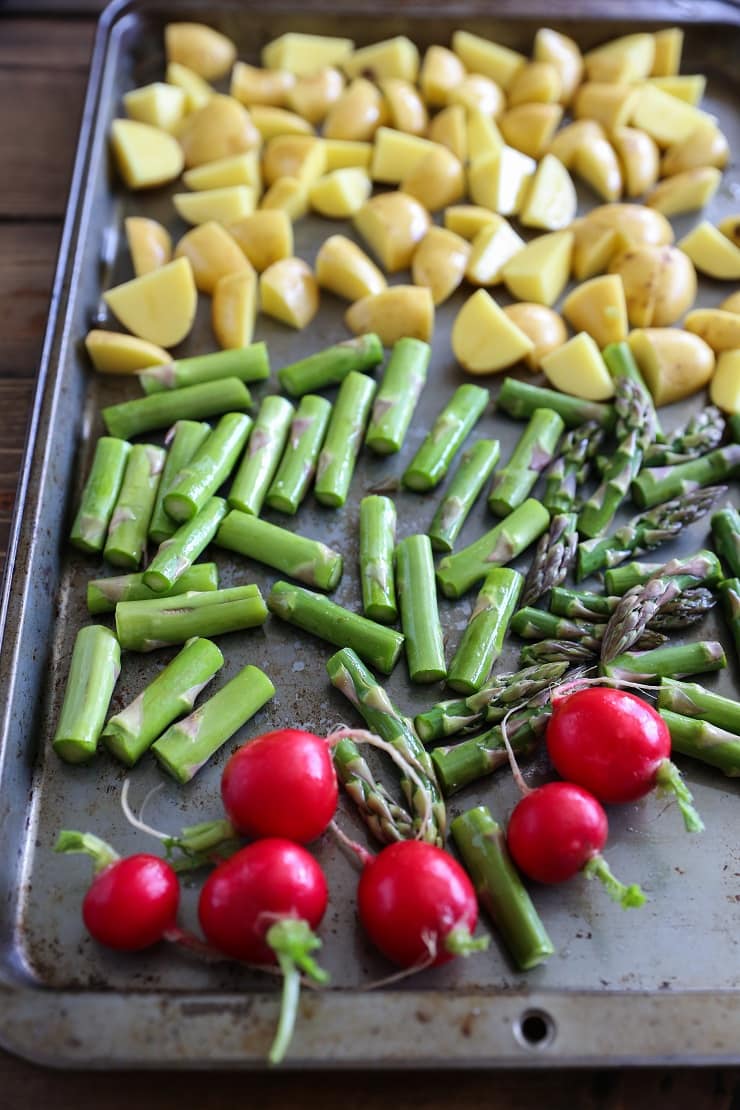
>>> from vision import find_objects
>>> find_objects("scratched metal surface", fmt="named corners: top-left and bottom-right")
top-left (0, 0), bottom-right (739, 1068)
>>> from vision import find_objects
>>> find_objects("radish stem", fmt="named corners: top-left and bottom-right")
top-left (655, 760), bottom-right (705, 833)
top-left (583, 855), bottom-right (646, 909)
top-left (266, 919), bottom-right (329, 1066)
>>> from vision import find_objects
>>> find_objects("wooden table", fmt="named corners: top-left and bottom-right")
top-left (0, 3), bottom-right (738, 1105)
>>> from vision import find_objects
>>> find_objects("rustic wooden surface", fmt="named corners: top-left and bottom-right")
top-left (1, 4), bottom-right (739, 1106)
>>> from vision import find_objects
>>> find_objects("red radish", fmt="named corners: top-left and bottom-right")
top-left (546, 686), bottom-right (704, 832)
top-left (54, 830), bottom-right (179, 951)
top-left (222, 729), bottom-right (338, 843)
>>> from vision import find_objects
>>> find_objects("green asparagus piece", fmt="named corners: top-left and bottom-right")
top-left (576, 486), bottom-right (727, 580)
top-left (659, 709), bottom-right (740, 778)
top-left (648, 588), bottom-right (716, 630)
top-left (428, 439), bottom-right (500, 553)
top-left (511, 607), bottom-right (603, 649)
top-left (268, 581), bottom-right (404, 674)
top-left (643, 406), bottom-right (724, 466)
top-left (403, 384), bottom-right (489, 492)
top-left (104, 444), bottom-right (166, 569)
top-left (52, 626), bottom-right (121, 764)
top-left (731, 414), bottom-right (740, 443)
top-left (70, 437), bottom-right (132, 553)
top-left (216, 510), bottom-right (343, 590)
top-left (103, 637), bottom-right (224, 766)
top-left (277, 334), bottom-right (383, 397)
top-left (144, 497), bottom-right (228, 593)
top-left (437, 498), bottom-right (550, 599)
top-left (496, 377), bottom-right (614, 429)
top-left (488, 408), bottom-right (564, 517)
top-left (550, 586), bottom-right (715, 629)
top-left (603, 341), bottom-right (663, 441)
top-left (451, 806), bottom-right (554, 971)
top-left (520, 639), bottom-right (599, 666)
top-left (115, 584), bottom-right (268, 652)
top-left (447, 568), bottom-right (523, 694)
top-left (152, 663), bottom-right (275, 783)
top-left (720, 577), bottom-right (740, 661)
top-left (139, 343), bottom-right (270, 394)
top-left (659, 678), bottom-right (740, 736)
top-left (326, 647), bottom-right (445, 843)
top-left (711, 506), bottom-right (740, 578)
top-left (332, 737), bottom-right (414, 844)
top-left (228, 395), bottom-right (294, 516)
top-left (163, 412), bottom-right (252, 522)
top-left (550, 587), bottom-right (616, 619)
top-left (542, 420), bottom-right (604, 515)
top-left (432, 708), bottom-right (550, 795)
top-left (601, 640), bottom-right (727, 682)
top-left (103, 378), bottom-right (252, 440)
top-left (359, 496), bottom-right (397, 623)
top-left (520, 511), bottom-right (578, 607)
top-left (264, 394), bottom-right (331, 514)
top-left (87, 563), bottom-right (218, 614)
top-left (148, 420), bottom-right (211, 544)
top-left (396, 534), bottom-right (446, 683)
top-left (314, 372), bottom-right (376, 507)
top-left (605, 556), bottom-right (719, 595)
top-left (632, 445), bottom-right (740, 509)
top-left (364, 337), bottom-right (430, 454)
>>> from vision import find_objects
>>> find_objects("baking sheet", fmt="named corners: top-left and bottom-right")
top-left (0, 0), bottom-right (739, 1067)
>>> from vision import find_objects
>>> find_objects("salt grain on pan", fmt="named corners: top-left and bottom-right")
top-left (292, 660), bottom-right (306, 672)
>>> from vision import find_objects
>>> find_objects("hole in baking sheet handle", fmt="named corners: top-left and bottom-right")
top-left (513, 1008), bottom-right (556, 1051)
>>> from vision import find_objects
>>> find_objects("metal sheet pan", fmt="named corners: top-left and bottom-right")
top-left (0, 0), bottom-right (739, 1069)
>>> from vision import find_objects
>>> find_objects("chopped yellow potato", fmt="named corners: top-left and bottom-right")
top-left (315, 235), bottom-right (386, 301)
top-left (645, 75), bottom-right (706, 106)
top-left (448, 75), bottom-right (505, 118)
top-left (583, 203), bottom-right (674, 250)
top-left (502, 229), bottom-right (574, 306)
top-left (428, 105), bottom-right (468, 162)
top-left (310, 168), bottom-right (372, 218)
top-left (401, 146), bottom-right (465, 212)
top-left (174, 185), bottom-right (257, 227)
top-left (346, 286), bottom-right (434, 345)
top-left (444, 205), bottom-right (501, 241)
top-left (584, 33), bottom-right (655, 82)
top-left (546, 119), bottom-right (604, 168)
top-left (419, 45), bottom-right (466, 107)
top-left (174, 221), bottom-right (251, 295)
top-left (165, 22), bottom-right (236, 80)
top-left (574, 82), bottom-right (640, 131)
top-left (519, 153), bottom-right (576, 231)
top-left (718, 215), bottom-right (740, 249)
top-left (178, 95), bottom-right (260, 168)
top-left (260, 258), bottom-right (319, 329)
top-left (684, 309), bottom-right (740, 353)
top-left (323, 79), bottom-right (385, 142)
top-left (451, 289), bottom-right (533, 375)
top-left (646, 167), bottom-right (721, 217)
top-left (165, 62), bottom-right (213, 112)
top-left (84, 330), bottom-right (171, 374)
top-left (630, 84), bottom-right (715, 147)
top-left (124, 82), bottom-right (186, 132)
top-left (343, 36), bottom-right (420, 83)
top-left (651, 28), bottom-right (683, 77)
top-left (628, 328), bottom-right (715, 405)
top-left (508, 61), bottom-right (561, 106)
top-left (412, 227), bottom-right (470, 306)
top-left (322, 139), bottom-right (373, 171)
top-left (468, 146), bottom-right (536, 217)
top-left (262, 33), bottom-right (354, 77)
top-left (710, 350), bottom-right (740, 414)
top-left (228, 210), bottom-right (293, 273)
top-left (540, 332), bottom-right (615, 401)
top-left (562, 274), bottom-right (628, 349)
top-left (466, 109), bottom-right (503, 162)
top-left (499, 103), bottom-right (563, 160)
top-left (611, 127), bottom-right (660, 197)
top-left (263, 135), bottom-right (326, 187)
top-left (103, 258), bottom-right (197, 348)
top-left (212, 269), bottom-right (258, 349)
top-left (125, 217), bottom-right (172, 277)
top-left (259, 176), bottom-right (310, 220)
top-left (451, 30), bottom-right (526, 90)
top-left (381, 78), bottom-right (428, 136)
top-left (183, 152), bottom-right (261, 191)
top-left (573, 138), bottom-right (623, 203)
top-left (354, 191), bottom-right (430, 272)
top-left (288, 68), bottom-right (345, 125)
top-left (533, 28), bottom-right (583, 104)
top-left (370, 128), bottom-right (436, 184)
top-left (465, 220), bottom-right (524, 286)
top-left (502, 303), bottom-right (567, 371)
top-left (110, 119), bottom-right (183, 189)
top-left (721, 291), bottom-right (740, 314)
top-left (249, 105), bottom-right (314, 141)
top-left (678, 221), bottom-right (740, 281)
top-left (570, 219), bottom-right (619, 282)
top-left (230, 62), bottom-right (295, 108)
top-left (609, 244), bottom-right (696, 328)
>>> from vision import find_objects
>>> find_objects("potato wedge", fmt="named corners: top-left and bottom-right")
top-left (178, 96), bottom-right (260, 168)
top-left (324, 78), bottom-right (386, 142)
top-left (230, 62), bottom-right (295, 108)
top-left (125, 217), bottom-right (172, 277)
top-left (574, 83), bottom-right (640, 131)
top-left (533, 28), bottom-right (583, 104)
top-left (228, 210), bottom-right (293, 273)
top-left (571, 218), bottom-right (620, 281)
top-left (353, 191), bottom-right (430, 272)
top-left (287, 67), bottom-right (344, 124)
top-left (165, 22), bottom-right (236, 80)
top-left (660, 122), bottom-right (729, 177)
top-left (573, 137), bottom-right (622, 203)
top-left (174, 186), bottom-right (257, 226)
top-left (451, 30), bottom-right (526, 90)
top-left (183, 151), bottom-right (261, 191)
top-left (584, 33), bottom-right (655, 82)
top-left (84, 330), bottom-right (171, 374)
top-left (677, 221), bottom-right (740, 281)
top-left (519, 153), bottom-right (577, 231)
top-left (323, 139), bottom-right (373, 171)
top-left (502, 304), bottom-right (567, 371)
top-left (429, 105), bottom-right (468, 162)
top-left (710, 350), bottom-right (740, 414)
top-left (683, 309), bottom-right (740, 353)
top-left (262, 135), bottom-right (326, 187)
top-left (448, 75), bottom-right (505, 118)
top-left (103, 257), bottom-right (197, 348)
top-left (401, 146), bottom-right (465, 212)
top-left (259, 176), bottom-right (310, 220)
top-left (540, 332), bottom-right (615, 401)
top-left (546, 119), bottom-right (605, 168)
top-left (609, 244), bottom-right (696, 328)
top-left (212, 269), bottom-right (258, 349)
top-left (110, 119), bottom-right (184, 189)
top-left (166, 62), bottom-right (213, 112)
top-left (250, 106), bottom-right (314, 141)
top-left (444, 206), bottom-right (501, 241)
top-left (502, 229), bottom-right (574, 306)
top-left (583, 203), bottom-right (674, 250)
top-left (466, 109), bottom-right (503, 162)
top-left (346, 286), bottom-right (434, 345)
top-left (370, 128), bottom-right (436, 184)
top-left (651, 28), bottom-right (683, 77)
top-left (628, 328), bottom-right (715, 405)
top-left (646, 167), bottom-right (721, 217)
top-left (315, 234), bottom-right (386, 301)
top-left (262, 33), bottom-right (354, 77)
top-left (611, 126), bottom-right (660, 197)
top-left (562, 274), bottom-right (628, 349)
top-left (507, 62), bottom-right (561, 106)
top-left (124, 82), bottom-right (186, 133)
top-left (310, 168), bottom-right (372, 217)
top-left (412, 227), bottom-right (470, 305)
top-left (381, 78), bottom-right (428, 135)
top-left (645, 75), bottom-right (706, 105)
top-left (419, 45), bottom-right (466, 107)
top-left (630, 85), bottom-right (714, 147)
top-left (718, 215), bottom-right (740, 249)
top-left (721, 292), bottom-right (740, 314)
top-left (468, 146), bottom-right (536, 216)
top-left (452, 289), bottom-right (533, 374)
top-left (174, 221), bottom-right (250, 294)
top-left (260, 258), bottom-right (319, 329)
top-left (465, 220), bottom-right (524, 286)
top-left (499, 103), bottom-right (563, 160)
top-left (343, 36), bottom-right (420, 83)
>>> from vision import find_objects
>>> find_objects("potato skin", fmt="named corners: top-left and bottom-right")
top-left (609, 244), bottom-right (696, 327)
top-left (628, 327), bottom-right (715, 405)
top-left (502, 303), bottom-right (567, 370)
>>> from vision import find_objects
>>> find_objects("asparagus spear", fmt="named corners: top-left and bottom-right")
top-left (70, 437), bottom-right (132, 553)
top-left (542, 420), bottom-right (604, 515)
top-left (643, 406), bottom-right (725, 467)
top-left (115, 584), bottom-right (268, 652)
top-left (268, 581), bottom-right (404, 674)
top-left (139, 343), bottom-right (269, 393)
top-left (52, 626), bottom-right (121, 764)
top-left (163, 412), bottom-right (252, 523)
top-left (428, 439), bottom-right (500, 553)
top-left (87, 563), bottom-right (218, 614)
top-left (403, 384), bottom-right (489, 492)
top-left (436, 498), bottom-right (550, 599)
top-left (103, 637), bottom-right (224, 766)
top-left (396, 535), bottom-right (446, 683)
top-left (314, 371), bottom-right (376, 507)
top-left (602, 341), bottom-right (663, 442)
top-left (277, 334), bottom-right (383, 397)
top-left (359, 495), bottom-right (397, 623)
top-left (496, 377), bottom-right (613, 429)
top-left (648, 588), bottom-right (716, 630)
top-left (216, 510), bottom-right (343, 590)
top-left (604, 550), bottom-right (724, 594)
top-left (550, 585), bottom-right (715, 629)
top-left (632, 445), bottom-right (740, 509)
top-left (103, 378), bottom-right (252, 440)
top-left (431, 707), bottom-right (551, 795)
top-left (152, 663), bottom-right (275, 783)
top-left (228, 395), bottom-right (294, 516)
top-left (364, 337), bottom-right (430, 455)
top-left (601, 641), bottom-right (727, 682)
top-left (326, 648), bottom-right (445, 843)
top-left (576, 486), bottom-right (727, 580)
top-left (550, 587), bottom-right (616, 620)
top-left (265, 394), bottom-right (331, 514)
top-left (332, 737), bottom-right (414, 844)
top-left (144, 498), bottom-right (227, 593)
top-left (658, 678), bottom-right (740, 736)
top-left (451, 806), bottom-right (554, 971)
top-left (104, 444), bottom-right (166, 569)
top-left (447, 568), bottom-right (523, 694)
top-left (488, 408), bottom-right (564, 517)
top-left (520, 511), bottom-right (578, 607)
top-left (511, 607), bottom-right (604, 649)
top-left (711, 506), bottom-right (740, 578)
top-left (520, 639), bottom-right (599, 666)
top-left (720, 577), bottom-right (740, 662)
top-left (659, 709), bottom-right (740, 778)
top-left (148, 420), bottom-right (211, 544)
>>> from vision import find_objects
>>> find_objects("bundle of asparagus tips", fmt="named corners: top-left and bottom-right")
top-left (542, 420), bottom-right (605, 515)
top-left (520, 512), bottom-right (578, 607)
top-left (643, 406), bottom-right (726, 467)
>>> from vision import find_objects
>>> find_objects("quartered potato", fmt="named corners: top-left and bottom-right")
top-left (507, 62), bottom-right (561, 106)
top-left (646, 167), bottom-right (722, 217)
top-left (573, 137), bottom-right (623, 203)
top-left (419, 45), bottom-right (466, 107)
top-left (651, 27), bottom-right (684, 77)
top-left (502, 229), bottom-right (574, 306)
top-left (502, 303), bottom-right (567, 370)
top-left (533, 28), bottom-right (583, 104)
top-left (178, 96), bottom-right (260, 168)
top-left (630, 84), bottom-right (714, 147)
top-left (448, 75), bottom-right (505, 118)
top-left (570, 218), bottom-right (620, 281)
top-left (343, 36), bottom-right (420, 83)
top-left (428, 105), bottom-right (468, 162)
top-left (260, 258), bottom-right (319, 329)
top-left (230, 62), bottom-right (295, 108)
top-left (444, 205), bottom-right (501, 241)
top-left (228, 210), bottom-right (294, 272)
top-left (584, 32), bottom-right (655, 82)
top-left (175, 221), bottom-right (250, 294)
top-left (710, 350), bottom-right (740, 414)
top-left (166, 62), bottom-right (213, 112)
top-left (412, 227), bottom-right (470, 305)
top-left (465, 219), bottom-right (524, 286)
top-left (262, 33), bottom-right (354, 76)
top-left (183, 151), bottom-right (261, 191)
top-left (645, 75), bottom-right (706, 105)
top-left (468, 146), bottom-right (536, 217)
top-left (345, 287), bottom-right (434, 345)
top-left (353, 191), bottom-right (430, 272)
top-left (310, 168), bottom-right (372, 218)
top-left (721, 292), bottom-right (740, 314)
top-left (718, 215), bottom-right (740, 249)
top-left (683, 309), bottom-right (740, 353)
top-left (250, 106), bottom-right (314, 141)
top-left (165, 22), bottom-right (236, 80)
top-left (324, 78), bottom-right (386, 141)
top-left (452, 289), bottom-right (533, 375)
top-left (661, 122), bottom-right (730, 176)
top-left (466, 109), bottom-right (503, 162)
top-left (315, 234), bottom-right (386, 301)
top-left (546, 119), bottom-right (604, 168)
top-left (124, 82), bottom-right (186, 132)
top-left (611, 127), bottom-right (660, 197)
top-left (401, 146), bottom-right (465, 212)
top-left (370, 128), bottom-right (436, 184)
top-left (499, 103), bottom-right (563, 160)
top-left (288, 68), bottom-right (345, 124)
top-left (628, 328), bottom-right (715, 405)
top-left (212, 268), bottom-right (258, 349)
top-left (110, 119), bottom-right (184, 189)
top-left (103, 257), bottom-right (197, 348)
top-left (84, 330), bottom-right (171, 374)
top-left (678, 222), bottom-right (740, 281)
top-left (519, 153), bottom-right (577, 231)
top-left (323, 139), bottom-right (373, 171)
top-left (262, 135), bottom-right (326, 187)
top-left (574, 83), bottom-right (640, 131)
top-left (583, 203), bottom-right (674, 250)
top-left (174, 186), bottom-right (257, 226)
top-left (609, 244), bottom-right (696, 328)
top-left (562, 274), bottom-right (628, 349)
top-left (540, 332), bottom-right (615, 400)
top-left (451, 30), bottom-right (526, 90)
top-left (259, 176), bottom-right (310, 220)
top-left (381, 79), bottom-right (428, 135)
top-left (125, 217), bottom-right (172, 277)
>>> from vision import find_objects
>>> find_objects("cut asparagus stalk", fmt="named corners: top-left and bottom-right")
top-left (164, 412), bottom-right (252, 522)
top-left (139, 343), bottom-right (270, 394)
top-left (396, 534), bottom-right (446, 683)
top-left (277, 334), bottom-right (383, 397)
top-left (403, 383), bottom-right (489, 492)
top-left (103, 378), bottom-right (252, 440)
top-left (52, 626), bottom-right (121, 764)
top-left (488, 408), bottom-right (564, 518)
top-left (601, 641), bottom-right (727, 682)
top-left (520, 639), bottom-right (599, 666)
top-left (604, 553), bottom-right (727, 595)
top-left (511, 607), bottom-right (603, 650)
top-left (520, 511), bottom-right (578, 607)
top-left (364, 337), bottom-right (430, 455)
top-left (659, 678), bottom-right (740, 736)
top-left (542, 420), bottom-right (604, 515)
top-left (265, 394), bottom-right (332, 514)
top-left (631, 445), bottom-right (740, 509)
top-left (70, 437), bottom-right (132, 553)
top-left (103, 637), bottom-right (224, 766)
top-left (447, 568), bottom-right (523, 694)
top-left (643, 406), bottom-right (724, 467)
top-left (659, 709), bottom-right (740, 778)
top-left (152, 663), bottom-right (275, 783)
top-left (550, 587), bottom-right (617, 620)
top-left (359, 495), bottom-right (398, 623)
top-left (104, 444), bottom-right (166, 569)
top-left (314, 371), bottom-right (376, 507)
top-left (432, 708), bottom-right (550, 795)
top-left (326, 647), bottom-right (445, 844)
top-left (720, 577), bottom-right (740, 662)
top-left (216, 510), bottom-right (343, 590)
top-left (550, 585), bottom-right (715, 629)
top-left (428, 439), bottom-right (500, 553)
top-left (496, 377), bottom-right (613, 429)
top-left (436, 498), bottom-right (550, 599)
top-left (144, 497), bottom-right (228, 593)
top-left (148, 420), bottom-right (211, 544)
top-left (228, 395), bottom-right (294, 516)
top-left (87, 563), bottom-right (218, 614)
top-left (711, 506), bottom-right (740, 578)
top-left (115, 584), bottom-right (268, 652)
top-left (602, 340), bottom-right (663, 442)
top-left (268, 581), bottom-right (403, 674)
top-left (451, 806), bottom-right (554, 971)
top-left (332, 737), bottom-right (414, 844)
